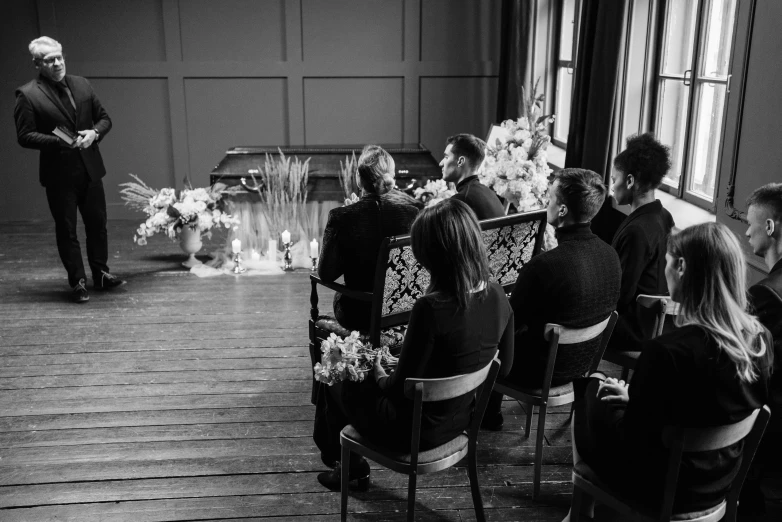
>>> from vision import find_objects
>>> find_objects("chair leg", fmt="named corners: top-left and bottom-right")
top-left (467, 445), bottom-right (486, 522)
top-left (340, 444), bottom-right (350, 522)
top-left (533, 404), bottom-right (547, 500)
top-left (407, 471), bottom-right (417, 522)
top-left (570, 483), bottom-right (584, 522)
top-left (524, 403), bottom-right (534, 439)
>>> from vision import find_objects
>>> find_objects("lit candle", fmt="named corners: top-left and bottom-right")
top-left (250, 248), bottom-right (260, 261)
top-left (267, 239), bottom-right (277, 263)
top-left (232, 238), bottom-right (241, 253)
top-left (281, 229), bottom-right (291, 244)
top-left (310, 238), bottom-right (319, 258)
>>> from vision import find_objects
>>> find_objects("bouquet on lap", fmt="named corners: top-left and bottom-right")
top-left (314, 332), bottom-right (398, 386)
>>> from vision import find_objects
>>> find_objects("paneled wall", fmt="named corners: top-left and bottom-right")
top-left (1, 0), bottom-right (501, 220)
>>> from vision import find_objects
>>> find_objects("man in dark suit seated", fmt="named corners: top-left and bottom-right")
top-left (484, 169), bottom-right (621, 430)
top-left (439, 133), bottom-right (505, 220)
top-left (740, 182), bottom-right (782, 516)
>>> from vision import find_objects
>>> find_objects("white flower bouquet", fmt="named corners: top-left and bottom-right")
top-left (313, 332), bottom-right (398, 386)
top-left (479, 79), bottom-right (555, 212)
top-left (119, 174), bottom-right (243, 245)
top-left (413, 179), bottom-right (456, 207)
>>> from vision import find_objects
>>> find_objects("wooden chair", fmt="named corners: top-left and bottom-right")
top-left (492, 311), bottom-right (618, 499)
top-left (339, 358), bottom-right (502, 522)
top-left (308, 210), bottom-right (547, 404)
top-left (606, 294), bottom-right (680, 380)
top-left (570, 405), bottom-right (771, 522)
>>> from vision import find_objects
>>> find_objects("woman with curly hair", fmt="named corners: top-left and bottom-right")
top-left (564, 222), bottom-right (773, 518)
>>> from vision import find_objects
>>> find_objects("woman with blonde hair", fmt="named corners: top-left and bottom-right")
top-left (565, 222), bottom-right (772, 518)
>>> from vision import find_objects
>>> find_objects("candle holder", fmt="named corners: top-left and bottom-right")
top-left (311, 257), bottom-right (317, 271)
top-left (233, 251), bottom-right (246, 274)
top-left (282, 241), bottom-right (294, 271)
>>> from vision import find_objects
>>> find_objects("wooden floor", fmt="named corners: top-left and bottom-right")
top-left (1, 220), bottom-right (779, 521)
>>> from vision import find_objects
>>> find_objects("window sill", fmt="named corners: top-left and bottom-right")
top-left (546, 143), bottom-right (715, 229)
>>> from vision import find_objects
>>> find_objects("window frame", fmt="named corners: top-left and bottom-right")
top-left (551, 0), bottom-right (581, 149)
top-left (652, 0), bottom-right (736, 211)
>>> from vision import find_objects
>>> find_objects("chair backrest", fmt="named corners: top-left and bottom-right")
top-left (656, 406), bottom-right (770, 521)
top-left (636, 294), bottom-right (680, 339)
top-left (403, 357), bottom-right (502, 469)
top-left (367, 209), bottom-right (547, 345)
top-left (540, 312), bottom-right (618, 399)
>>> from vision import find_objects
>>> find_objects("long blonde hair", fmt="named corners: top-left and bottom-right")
top-left (668, 222), bottom-right (768, 382)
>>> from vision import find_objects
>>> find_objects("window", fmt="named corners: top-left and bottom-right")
top-left (654, 0), bottom-right (737, 207)
top-left (552, 0), bottom-right (581, 147)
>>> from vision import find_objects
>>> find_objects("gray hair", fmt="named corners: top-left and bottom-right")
top-left (29, 36), bottom-right (62, 62)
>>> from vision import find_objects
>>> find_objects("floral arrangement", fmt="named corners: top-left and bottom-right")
top-left (119, 174), bottom-right (242, 245)
top-left (313, 332), bottom-right (398, 386)
top-left (479, 79), bottom-right (556, 212)
top-left (413, 179), bottom-right (455, 207)
top-left (339, 152), bottom-right (360, 206)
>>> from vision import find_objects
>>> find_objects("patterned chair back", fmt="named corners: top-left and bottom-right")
top-left (368, 209), bottom-right (547, 345)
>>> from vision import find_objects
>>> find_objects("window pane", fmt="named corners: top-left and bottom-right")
top-left (559, 0), bottom-right (577, 61)
top-left (657, 79), bottom-right (690, 188)
top-left (554, 67), bottom-right (573, 142)
top-left (661, 0), bottom-right (698, 75)
top-left (687, 82), bottom-right (726, 200)
top-left (700, 0), bottom-right (737, 78)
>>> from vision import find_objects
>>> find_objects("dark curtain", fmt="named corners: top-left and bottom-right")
top-left (565, 0), bottom-right (629, 244)
top-left (496, 0), bottom-right (535, 122)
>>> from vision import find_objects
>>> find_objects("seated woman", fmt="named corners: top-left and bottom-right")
top-left (318, 145), bottom-right (420, 331)
top-left (608, 133), bottom-right (676, 351)
top-left (565, 222), bottom-right (773, 519)
top-left (315, 199), bottom-right (515, 490)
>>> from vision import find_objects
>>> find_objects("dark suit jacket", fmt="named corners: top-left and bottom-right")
top-left (14, 74), bottom-right (112, 187)
top-left (318, 191), bottom-right (419, 329)
top-left (750, 258), bottom-right (782, 430)
top-left (508, 223), bottom-right (621, 386)
top-left (451, 175), bottom-right (505, 220)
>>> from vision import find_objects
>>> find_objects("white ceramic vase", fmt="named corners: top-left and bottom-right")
top-left (179, 226), bottom-right (203, 267)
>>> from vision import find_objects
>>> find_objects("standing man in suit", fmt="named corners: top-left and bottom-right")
top-left (14, 37), bottom-right (124, 303)
top-left (440, 134), bottom-right (505, 220)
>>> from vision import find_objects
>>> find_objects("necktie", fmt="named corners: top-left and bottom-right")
top-left (54, 81), bottom-right (76, 120)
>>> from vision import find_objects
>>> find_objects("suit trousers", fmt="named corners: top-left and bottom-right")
top-left (45, 178), bottom-right (109, 287)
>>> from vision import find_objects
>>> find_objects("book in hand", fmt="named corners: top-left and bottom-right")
top-left (53, 126), bottom-right (78, 146)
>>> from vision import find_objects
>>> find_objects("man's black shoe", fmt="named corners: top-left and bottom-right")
top-left (95, 271), bottom-right (126, 290)
top-left (71, 279), bottom-right (89, 303)
top-left (481, 412), bottom-right (504, 431)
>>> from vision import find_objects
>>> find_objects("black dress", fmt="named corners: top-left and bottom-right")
top-left (318, 191), bottom-right (419, 330)
top-left (574, 325), bottom-right (772, 513)
top-left (314, 283), bottom-right (514, 463)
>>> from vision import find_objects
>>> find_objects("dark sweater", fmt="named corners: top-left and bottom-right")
top-left (451, 175), bottom-right (505, 220)
top-left (318, 191), bottom-right (419, 329)
top-left (507, 223), bottom-right (621, 386)
top-left (610, 200), bottom-right (675, 347)
top-left (576, 325), bottom-right (772, 512)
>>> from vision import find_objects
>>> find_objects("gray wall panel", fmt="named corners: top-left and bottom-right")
top-left (88, 78), bottom-right (174, 218)
top-left (421, 0), bottom-right (501, 62)
top-left (419, 76), bottom-right (498, 155)
top-left (301, 0), bottom-right (404, 62)
top-left (179, 0), bottom-right (285, 62)
top-left (52, 0), bottom-right (166, 62)
top-left (184, 78), bottom-right (288, 186)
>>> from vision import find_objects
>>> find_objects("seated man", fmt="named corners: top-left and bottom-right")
top-left (484, 168), bottom-right (621, 429)
top-left (740, 182), bottom-right (782, 515)
top-left (607, 133), bottom-right (675, 351)
top-left (440, 133), bottom-right (505, 220)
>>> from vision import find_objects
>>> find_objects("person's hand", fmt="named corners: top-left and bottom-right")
top-left (75, 129), bottom-right (97, 149)
top-left (597, 377), bottom-right (629, 404)
top-left (373, 352), bottom-right (388, 380)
